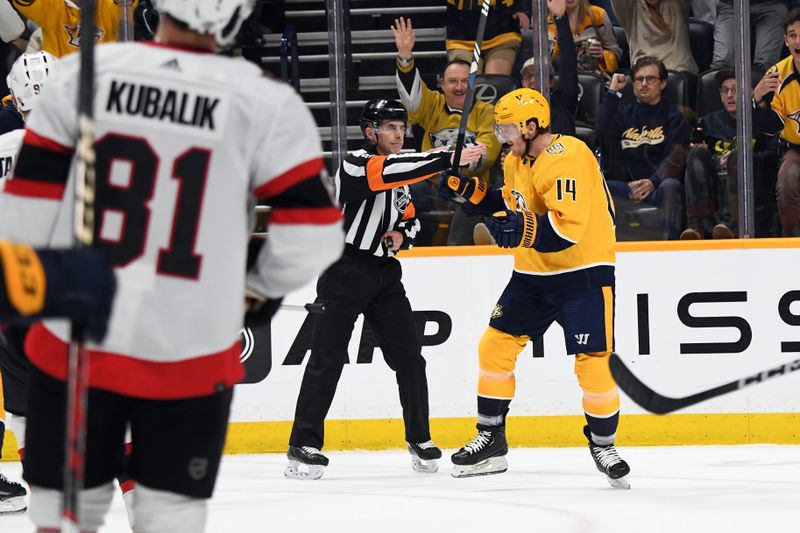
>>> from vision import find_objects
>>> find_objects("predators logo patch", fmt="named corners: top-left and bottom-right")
top-left (491, 304), bottom-right (503, 319)
top-left (546, 142), bottom-right (565, 154)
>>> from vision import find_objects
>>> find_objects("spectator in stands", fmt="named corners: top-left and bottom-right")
top-left (444, 0), bottom-right (530, 76)
top-left (392, 17), bottom-right (502, 245)
top-left (681, 69), bottom-right (783, 239)
top-left (691, 0), bottom-right (716, 24)
top-left (710, 0), bottom-right (789, 78)
top-left (610, 0), bottom-right (698, 76)
top-left (522, 0), bottom-right (579, 136)
top-left (597, 56), bottom-right (690, 240)
top-left (764, 7), bottom-right (800, 236)
top-left (7, 0), bottom-right (138, 58)
top-left (549, 0), bottom-right (621, 78)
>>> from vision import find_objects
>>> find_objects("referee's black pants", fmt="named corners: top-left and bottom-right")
top-left (289, 250), bottom-right (432, 449)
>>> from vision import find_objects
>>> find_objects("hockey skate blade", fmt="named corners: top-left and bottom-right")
top-left (0, 496), bottom-right (27, 514)
top-left (605, 474), bottom-right (630, 489)
top-left (411, 456), bottom-right (439, 474)
top-left (284, 461), bottom-right (325, 480)
top-left (451, 456), bottom-right (508, 478)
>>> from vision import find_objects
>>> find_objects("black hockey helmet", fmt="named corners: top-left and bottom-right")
top-left (359, 98), bottom-right (408, 137)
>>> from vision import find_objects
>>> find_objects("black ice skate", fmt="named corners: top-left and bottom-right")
top-left (583, 425), bottom-right (631, 489)
top-left (451, 425), bottom-right (508, 478)
top-left (0, 471), bottom-right (27, 515)
top-left (407, 440), bottom-right (442, 473)
top-left (284, 445), bottom-right (329, 480)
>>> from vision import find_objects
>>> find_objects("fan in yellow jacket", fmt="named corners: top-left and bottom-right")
top-left (440, 88), bottom-right (630, 488)
top-left (11, 0), bottom-right (138, 58)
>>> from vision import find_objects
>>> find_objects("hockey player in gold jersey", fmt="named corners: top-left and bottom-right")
top-left (10, 0), bottom-right (138, 58)
top-left (440, 88), bottom-right (631, 488)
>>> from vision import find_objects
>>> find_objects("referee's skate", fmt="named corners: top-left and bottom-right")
top-left (407, 440), bottom-right (442, 473)
top-left (285, 446), bottom-right (329, 480)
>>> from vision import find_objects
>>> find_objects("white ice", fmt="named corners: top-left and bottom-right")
top-left (2, 445), bottom-right (799, 533)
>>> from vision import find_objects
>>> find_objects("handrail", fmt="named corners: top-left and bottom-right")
top-left (262, 50), bottom-right (446, 64)
top-left (287, 6), bottom-right (446, 17)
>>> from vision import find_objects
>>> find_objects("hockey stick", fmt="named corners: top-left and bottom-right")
top-left (609, 353), bottom-right (800, 415)
top-left (282, 302), bottom-right (327, 314)
top-left (450, 0), bottom-right (490, 175)
top-left (62, 1), bottom-right (97, 531)
top-left (119, 0), bottom-right (133, 42)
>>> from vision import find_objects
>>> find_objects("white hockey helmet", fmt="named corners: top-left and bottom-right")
top-left (6, 51), bottom-right (56, 113)
top-left (154, 0), bottom-right (256, 47)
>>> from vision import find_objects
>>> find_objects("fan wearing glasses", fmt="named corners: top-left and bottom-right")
top-left (680, 69), bottom-right (783, 239)
top-left (596, 55), bottom-right (690, 240)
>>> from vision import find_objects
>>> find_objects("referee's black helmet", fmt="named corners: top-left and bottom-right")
top-left (359, 98), bottom-right (408, 137)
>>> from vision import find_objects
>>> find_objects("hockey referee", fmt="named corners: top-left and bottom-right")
top-left (286, 98), bottom-right (485, 479)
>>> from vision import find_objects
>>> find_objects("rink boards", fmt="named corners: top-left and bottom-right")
top-left (3, 239), bottom-right (800, 458)
top-left (225, 238), bottom-right (800, 452)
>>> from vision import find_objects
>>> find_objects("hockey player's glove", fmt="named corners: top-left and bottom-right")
top-left (0, 245), bottom-right (118, 342)
top-left (485, 210), bottom-right (537, 249)
top-left (437, 171), bottom-right (488, 205)
top-left (245, 289), bottom-right (283, 324)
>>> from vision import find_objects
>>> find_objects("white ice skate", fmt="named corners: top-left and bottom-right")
top-left (284, 446), bottom-right (329, 480)
top-left (452, 455), bottom-right (509, 478)
top-left (408, 441), bottom-right (442, 473)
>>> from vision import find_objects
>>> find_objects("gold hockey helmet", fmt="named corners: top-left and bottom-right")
top-left (493, 88), bottom-right (551, 142)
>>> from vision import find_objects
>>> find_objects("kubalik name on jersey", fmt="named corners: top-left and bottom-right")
top-left (106, 80), bottom-right (219, 130)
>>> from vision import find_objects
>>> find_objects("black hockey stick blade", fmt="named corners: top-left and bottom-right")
top-left (609, 353), bottom-right (800, 415)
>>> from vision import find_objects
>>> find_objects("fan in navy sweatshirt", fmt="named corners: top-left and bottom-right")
top-left (597, 56), bottom-right (690, 240)
top-left (681, 69), bottom-right (783, 239)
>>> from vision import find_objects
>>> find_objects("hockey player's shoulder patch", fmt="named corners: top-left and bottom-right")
top-left (545, 142), bottom-right (565, 155)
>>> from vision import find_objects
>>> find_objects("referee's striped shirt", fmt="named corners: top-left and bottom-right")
top-left (335, 148), bottom-right (451, 257)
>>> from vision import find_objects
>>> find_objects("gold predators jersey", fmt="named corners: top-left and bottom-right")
top-left (768, 55), bottom-right (800, 145)
top-left (12, 0), bottom-right (138, 58)
top-left (502, 134), bottom-right (616, 275)
top-left (396, 60), bottom-right (501, 184)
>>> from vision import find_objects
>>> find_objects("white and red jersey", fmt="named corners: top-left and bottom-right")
top-left (0, 128), bottom-right (24, 183)
top-left (0, 42), bottom-right (343, 399)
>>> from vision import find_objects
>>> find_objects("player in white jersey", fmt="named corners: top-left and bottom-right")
top-left (0, 50), bottom-right (56, 516)
top-left (0, 51), bottom-right (57, 183)
top-left (0, 1), bottom-right (344, 531)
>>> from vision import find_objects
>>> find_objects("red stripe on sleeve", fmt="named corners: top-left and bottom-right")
top-left (23, 129), bottom-right (74, 154)
top-left (3, 179), bottom-right (66, 199)
top-left (269, 206), bottom-right (342, 225)
top-left (25, 324), bottom-right (245, 400)
top-left (253, 158), bottom-right (324, 199)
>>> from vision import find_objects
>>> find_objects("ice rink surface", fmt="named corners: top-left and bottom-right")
top-left (2, 444), bottom-right (799, 533)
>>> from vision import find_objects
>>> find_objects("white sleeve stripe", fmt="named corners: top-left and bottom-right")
top-left (342, 159), bottom-right (367, 178)
top-left (396, 70), bottom-right (423, 113)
